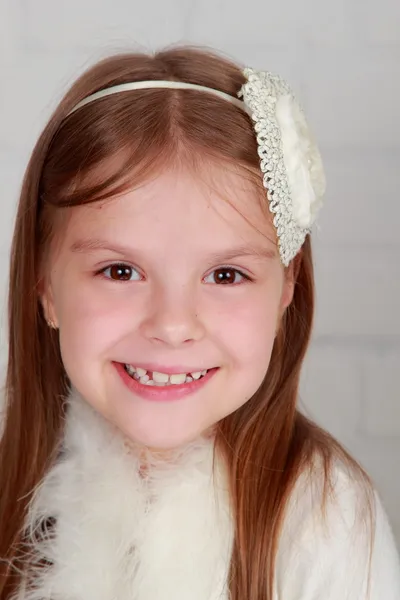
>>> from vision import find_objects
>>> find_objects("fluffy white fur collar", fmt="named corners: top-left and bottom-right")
top-left (16, 389), bottom-right (234, 600)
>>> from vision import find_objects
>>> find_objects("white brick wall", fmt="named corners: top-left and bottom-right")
top-left (305, 47), bottom-right (400, 147)
top-left (1, 0), bottom-right (399, 544)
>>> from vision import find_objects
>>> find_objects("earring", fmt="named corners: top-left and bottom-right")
top-left (47, 318), bottom-right (57, 330)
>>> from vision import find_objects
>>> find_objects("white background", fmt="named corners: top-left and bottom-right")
top-left (0, 0), bottom-right (399, 544)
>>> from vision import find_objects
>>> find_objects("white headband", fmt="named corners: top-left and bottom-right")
top-left (67, 80), bottom-right (250, 117)
top-left (67, 69), bottom-right (326, 265)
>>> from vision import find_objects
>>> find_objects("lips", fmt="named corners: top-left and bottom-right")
top-left (114, 362), bottom-right (219, 402)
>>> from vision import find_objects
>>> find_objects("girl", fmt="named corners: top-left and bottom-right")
top-left (0, 46), bottom-right (399, 600)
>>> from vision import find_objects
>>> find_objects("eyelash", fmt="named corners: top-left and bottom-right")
top-left (95, 263), bottom-right (254, 285)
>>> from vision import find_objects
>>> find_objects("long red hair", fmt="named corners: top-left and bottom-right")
top-left (0, 46), bottom-right (374, 599)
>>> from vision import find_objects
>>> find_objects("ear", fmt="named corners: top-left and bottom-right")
top-left (277, 251), bottom-right (302, 323)
top-left (38, 277), bottom-right (59, 329)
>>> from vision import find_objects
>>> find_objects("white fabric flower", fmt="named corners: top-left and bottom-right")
top-left (275, 94), bottom-right (326, 229)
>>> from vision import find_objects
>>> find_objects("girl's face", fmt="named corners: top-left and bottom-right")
top-left (42, 164), bottom-right (294, 450)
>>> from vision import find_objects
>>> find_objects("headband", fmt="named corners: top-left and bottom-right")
top-left (67, 69), bottom-right (326, 265)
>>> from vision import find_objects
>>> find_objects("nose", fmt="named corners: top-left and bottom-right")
top-left (140, 287), bottom-right (205, 348)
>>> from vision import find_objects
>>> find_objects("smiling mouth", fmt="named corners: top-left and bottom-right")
top-left (123, 364), bottom-right (211, 387)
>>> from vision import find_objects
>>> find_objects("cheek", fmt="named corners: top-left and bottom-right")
top-left (55, 280), bottom-right (135, 360)
top-left (214, 290), bottom-right (280, 368)
top-left (210, 295), bottom-right (280, 417)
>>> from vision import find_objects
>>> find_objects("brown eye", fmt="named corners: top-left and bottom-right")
top-left (208, 268), bottom-right (246, 285)
top-left (101, 264), bottom-right (139, 281)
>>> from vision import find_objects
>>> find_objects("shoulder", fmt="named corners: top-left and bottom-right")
top-left (274, 455), bottom-right (400, 600)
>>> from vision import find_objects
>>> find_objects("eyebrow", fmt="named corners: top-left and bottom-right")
top-left (69, 238), bottom-right (277, 262)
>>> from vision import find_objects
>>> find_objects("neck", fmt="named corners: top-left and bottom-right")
top-left (123, 427), bottom-right (219, 472)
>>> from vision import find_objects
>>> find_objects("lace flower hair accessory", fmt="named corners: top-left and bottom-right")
top-left (238, 68), bottom-right (326, 265)
top-left (66, 68), bottom-right (326, 266)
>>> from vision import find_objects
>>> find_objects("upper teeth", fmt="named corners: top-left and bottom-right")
top-left (125, 365), bottom-right (208, 385)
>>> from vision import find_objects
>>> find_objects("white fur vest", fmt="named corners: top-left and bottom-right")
top-left (15, 390), bottom-right (234, 600)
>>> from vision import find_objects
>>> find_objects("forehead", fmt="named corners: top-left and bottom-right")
top-left (62, 163), bottom-right (277, 253)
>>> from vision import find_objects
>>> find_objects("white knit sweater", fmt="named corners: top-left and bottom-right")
top-left (15, 390), bottom-right (400, 600)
